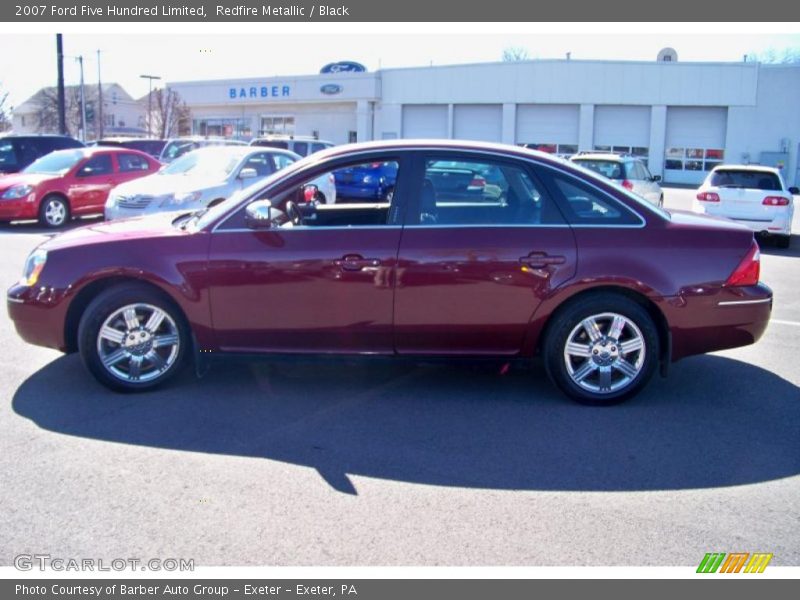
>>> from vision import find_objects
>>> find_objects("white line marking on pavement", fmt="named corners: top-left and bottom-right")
top-left (771, 319), bottom-right (800, 327)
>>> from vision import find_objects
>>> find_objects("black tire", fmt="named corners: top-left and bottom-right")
top-left (77, 283), bottom-right (190, 392)
top-left (776, 235), bottom-right (791, 249)
top-left (39, 194), bottom-right (70, 228)
top-left (543, 293), bottom-right (659, 406)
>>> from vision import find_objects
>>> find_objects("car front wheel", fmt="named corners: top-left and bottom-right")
top-left (78, 284), bottom-right (189, 392)
top-left (543, 294), bottom-right (659, 405)
top-left (39, 195), bottom-right (70, 228)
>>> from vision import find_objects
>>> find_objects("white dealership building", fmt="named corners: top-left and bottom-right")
top-left (170, 57), bottom-right (800, 185)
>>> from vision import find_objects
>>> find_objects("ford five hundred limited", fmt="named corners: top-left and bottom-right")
top-left (7, 141), bottom-right (773, 405)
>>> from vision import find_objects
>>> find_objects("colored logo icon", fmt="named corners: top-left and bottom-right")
top-left (697, 552), bottom-right (773, 573)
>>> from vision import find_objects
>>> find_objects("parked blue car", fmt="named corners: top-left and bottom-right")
top-left (333, 161), bottom-right (398, 201)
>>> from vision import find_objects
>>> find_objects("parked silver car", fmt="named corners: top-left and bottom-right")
top-left (571, 152), bottom-right (664, 207)
top-left (105, 146), bottom-right (304, 220)
top-left (158, 136), bottom-right (248, 164)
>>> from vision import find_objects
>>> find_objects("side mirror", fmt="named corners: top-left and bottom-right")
top-left (652, 175), bottom-right (662, 182)
top-left (239, 167), bottom-right (258, 180)
top-left (789, 186), bottom-right (799, 195)
top-left (245, 199), bottom-right (276, 229)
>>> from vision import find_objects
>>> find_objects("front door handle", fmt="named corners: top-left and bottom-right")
top-left (334, 254), bottom-right (381, 271)
top-left (519, 252), bottom-right (566, 268)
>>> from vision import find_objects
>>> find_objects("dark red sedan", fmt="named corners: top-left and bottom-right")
top-left (7, 141), bottom-right (772, 404)
top-left (0, 146), bottom-right (160, 228)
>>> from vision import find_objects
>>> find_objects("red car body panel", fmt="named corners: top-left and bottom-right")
top-left (0, 147), bottom-right (159, 222)
top-left (7, 140), bottom-right (772, 371)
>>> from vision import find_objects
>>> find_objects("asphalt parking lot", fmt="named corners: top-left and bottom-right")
top-left (0, 186), bottom-right (798, 567)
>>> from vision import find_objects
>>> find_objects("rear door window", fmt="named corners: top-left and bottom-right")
top-left (117, 153), bottom-right (151, 172)
top-left (547, 171), bottom-right (642, 226)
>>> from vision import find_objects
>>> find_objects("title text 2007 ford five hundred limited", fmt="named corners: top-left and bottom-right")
top-left (7, 141), bottom-right (772, 405)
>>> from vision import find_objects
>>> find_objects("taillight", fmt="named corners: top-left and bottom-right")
top-left (697, 192), bottom-right (720, 202)
top-left (621, 180), bottom-right (634, 191)
top-left (469, 176), bottom-right (486, 188)
top-left (762, 196), bottom-right (790, 206)
top-left (725, 241), bottom-right (760, 287)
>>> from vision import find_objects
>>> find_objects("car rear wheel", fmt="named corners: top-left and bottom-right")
top-left (39, 195), bottom-right (70, 228)
top-left (543, 293), bottom-right (659, 405)
top-left (78, 284), bottom-right (189, 392)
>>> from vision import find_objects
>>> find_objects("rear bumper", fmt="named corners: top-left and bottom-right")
top-left (664, 283), bottom-right (773, 361)
top-left (693, 202), bottom-right (793, 236)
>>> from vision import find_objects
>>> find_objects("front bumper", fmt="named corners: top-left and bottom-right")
top-left (7, 283), bottom-right (70, 351)
top-left (0, 198), bottom-right (39, 221)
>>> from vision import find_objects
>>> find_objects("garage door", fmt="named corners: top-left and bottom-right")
top-left (452, 104), bottom-right (502, 142)
top-left (402, 105), bottom-right (448, 139)
top-left (593, 105), bottom-right (651, 160)
top-left (515, 104), bottom-right (580, 155)
top-left (665, 107), bottom-right (728, 184)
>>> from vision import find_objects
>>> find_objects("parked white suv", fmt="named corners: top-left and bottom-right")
top-left (694, 165), bottom-right (797, 248)
top-left (571, 153), bottom-right (664, 207)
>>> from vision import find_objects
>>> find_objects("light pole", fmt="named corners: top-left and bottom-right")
top-left (140, 74), bottom-right (161, 137)
top-left (97, 49), bottom-right (103, 139)
top-left (76, 55), bottom-right (87, 142)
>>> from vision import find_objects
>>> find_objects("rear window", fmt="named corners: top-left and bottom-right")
top-left (572, 159), bottom-right (623, 180)
top-left (710, 170), bottom-right (782, 191)
top-left (252, 140), bottom-right (289, 150)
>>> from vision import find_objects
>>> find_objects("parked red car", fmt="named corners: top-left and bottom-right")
top-left (0, 147), bottom-right (160, 228)
top-left (7, 141), bottom-right (772, 404)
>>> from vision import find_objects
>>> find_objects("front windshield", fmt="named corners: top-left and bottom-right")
top-left (161, 150), bottom-right (240, 178)
top-left (23, 150), bottom-right (84, 174)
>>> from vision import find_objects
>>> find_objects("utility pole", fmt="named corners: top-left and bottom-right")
top-left (97, 49), bottom-right (103, 139)
top-left (56, 34), bottom-right (66, 135)
top-left (77, 55), bottom-right (87, 142)
top-left (140, 74), bottom-right (161, 137)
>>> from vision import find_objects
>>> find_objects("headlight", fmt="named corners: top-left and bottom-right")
top-left (161, 191), bottom-right (202, 207)
top-left (20, 249), bottom-right (47, 287)
top-left (2, 184), bottom-right (34, 200)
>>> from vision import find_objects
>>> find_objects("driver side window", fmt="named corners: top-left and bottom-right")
top-left (272, 159), bottom-right (402, 228)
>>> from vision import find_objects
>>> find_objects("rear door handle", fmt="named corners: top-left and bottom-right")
top-left (334, 254), bottom-right (381, 271)
top-left (519, 252), bottom-right (566, 268)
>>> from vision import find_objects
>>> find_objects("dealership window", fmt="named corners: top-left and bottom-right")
top-left (520, 143), bottom-right (578, 157)
top-left (194, 117), bottom-right (252, 139)
top-left (260, 116), bottom-right (295, 136)
top-left (665, 147), bottom-right (724, 171)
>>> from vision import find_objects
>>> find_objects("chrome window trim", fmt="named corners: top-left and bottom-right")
top-left (210, 145), bottom-right (652, 233)
top-left (213, 225), bottom-right (404, 233)
top-left (717, 298), bottom-right (772, 306)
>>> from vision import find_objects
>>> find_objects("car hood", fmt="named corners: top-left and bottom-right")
top-left (112, 172), bottom-right (227, 196)
top-left (40, 211), bottom-right (196, 251)
top-left (0, 172), bottom-right (58, 191)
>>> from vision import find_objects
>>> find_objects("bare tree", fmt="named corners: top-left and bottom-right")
top-left (746, 48), bottom-right (800, 64)
top-left (30, 86), bottom-right (86, 135)
top-left (502, 46), bottom-right (530, 62)
top-left (148, 88), bottom-right (191, 138)
top-left (0, 85), bottom-right (11, 132)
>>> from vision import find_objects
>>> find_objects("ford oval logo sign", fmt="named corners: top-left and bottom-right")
top-left (320, 61), bottom-right (367, 74)
top-left (320, 84), bottom-right (343, 95)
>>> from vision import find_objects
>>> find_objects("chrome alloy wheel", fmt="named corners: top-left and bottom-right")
top-left (44, 199), bottom-right (67, 226)
top-left (563, 312), bottom-right (646, 394)
top-left (96, 303), bottom-right (180, 383)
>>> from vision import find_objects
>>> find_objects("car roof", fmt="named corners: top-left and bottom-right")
top-left (185, 145), bottom-right (301, 160)
top-left (571, 153), bottom-right (635, 162)
top-left (710, 164), bottom-right (781, 175)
